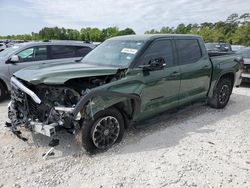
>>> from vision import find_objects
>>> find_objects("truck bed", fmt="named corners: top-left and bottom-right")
top-left (208, 51), bottom-right (235, 57)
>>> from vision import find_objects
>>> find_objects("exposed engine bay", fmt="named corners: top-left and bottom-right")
top-left (8, 69), bottom-right (128, 136)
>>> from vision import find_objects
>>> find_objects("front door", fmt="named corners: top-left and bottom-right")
top-left (8, 46), bottom-right (49, 76)
top-left (136, 39), bottom-right (181, 120)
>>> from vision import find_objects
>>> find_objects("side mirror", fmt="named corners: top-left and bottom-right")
top-left (10, 55), bottom-right (19, 63)
top-left (143, 57), bottom-right (166, 71)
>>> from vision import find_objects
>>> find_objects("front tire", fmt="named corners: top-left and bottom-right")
top-left (208, 78), bottom-right (232, 109)
top-left (79, 107), bottom-right (124, 154)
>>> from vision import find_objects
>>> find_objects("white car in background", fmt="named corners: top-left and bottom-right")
top-left (237, 47), bottom-right (250, 83)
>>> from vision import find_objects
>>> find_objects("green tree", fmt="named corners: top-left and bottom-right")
top-left (117, 28), bottom-right (135, 36)
top-left (231, 23), bottom-right (250, 46)
top-left (67, 29), bottom-right (80, 40)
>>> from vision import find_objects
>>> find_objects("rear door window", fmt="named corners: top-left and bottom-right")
top-left (51, 45), bottom-right (75, 59)
top-left (176, 39), bottom-right (202, 65)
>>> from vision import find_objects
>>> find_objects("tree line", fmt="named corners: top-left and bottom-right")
top-left (0, 27), bottom-right (135, 43)
top-left (0, 13), bottom-right (249, 46)
top-left (145, 13), bottom-right (250, 46)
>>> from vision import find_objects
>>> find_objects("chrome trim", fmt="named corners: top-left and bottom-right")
top-left (54, 106), bottom-right (74, 112)
top-left (11, 77), bottom-right (41, 104)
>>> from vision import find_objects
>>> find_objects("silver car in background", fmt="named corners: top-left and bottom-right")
top-left (0, 40), bottom-right (95, 101)
top-left (237, 47), bottom-right (250, 83)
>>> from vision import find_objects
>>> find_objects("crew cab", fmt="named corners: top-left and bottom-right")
top-left (8, 34), bottom-right (241, 153)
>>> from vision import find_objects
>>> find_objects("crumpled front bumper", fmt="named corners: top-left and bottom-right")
top-left (8, 77), bottom-right (83, 138)
top-left (8, 100), bottom-right (58, 137)
top-left (8, 77), bottom-right (68, 137)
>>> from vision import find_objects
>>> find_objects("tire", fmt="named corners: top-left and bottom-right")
top-left (208, 78), bottom-right (232, 109)
top-left (0, 82), bottom-right (7, 102)
top-left (79, 107), bottom-right (125, 154)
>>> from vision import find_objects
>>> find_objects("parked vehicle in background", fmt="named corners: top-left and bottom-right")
top-left (0, 40), bottom-right (95, 101)
top-left (8, 34), bottom-right (241, 153)
top-left (0, 43), bottom-right (6, 52)
top-left (237, 47), bottom-right (250, 82)
top-left (205, 42), bottom-right (233, 53)
top-left (232, 45), bottom-right (246, 52)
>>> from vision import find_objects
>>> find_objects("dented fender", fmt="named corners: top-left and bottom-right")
top-left (70, 90), bottom-right (141, 119)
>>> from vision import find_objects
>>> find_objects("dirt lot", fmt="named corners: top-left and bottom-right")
top-left (0, 86), bottom-right (250, 188)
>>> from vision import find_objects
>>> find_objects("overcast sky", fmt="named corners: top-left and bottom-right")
top-left (0, 0), bottom-right (249, 35)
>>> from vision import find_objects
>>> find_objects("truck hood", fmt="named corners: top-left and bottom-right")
top-left (14, 62), bottom-right (119, 85)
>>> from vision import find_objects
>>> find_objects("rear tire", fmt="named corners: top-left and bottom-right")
top-left (208, 78), bottom-right (232, 109)
top-left (79, 107), bottom-right (124, 154)
top-left (0, 82), bottom-right (7, 102)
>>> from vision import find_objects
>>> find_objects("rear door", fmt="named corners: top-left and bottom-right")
top-left (137, 38), bottom-right (181, 118)
top-left (49, 45), bottom-right (78, 63)
top-left (176, 38), bottom-right (212, 104)
top-left (8, 45), bottom-right (49, 76)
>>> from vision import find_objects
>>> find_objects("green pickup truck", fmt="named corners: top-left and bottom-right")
top-left (8, 34), bottom-right (241, 153)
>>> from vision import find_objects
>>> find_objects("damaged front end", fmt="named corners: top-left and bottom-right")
top-left (8, 68), bottom-right (139, 139)
top-left (8, 77), bottom-right (82, 137)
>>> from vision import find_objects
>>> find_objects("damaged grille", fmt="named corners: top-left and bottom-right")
top-left (27, 96), bottom-right (41, 120)
top-left (10, 79), bottom-right (48, 123)
top-left (10, 81), bottom-right (29, 125)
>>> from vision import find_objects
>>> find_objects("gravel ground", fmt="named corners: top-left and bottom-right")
top-left (0, 86), bottom-right (250, 188)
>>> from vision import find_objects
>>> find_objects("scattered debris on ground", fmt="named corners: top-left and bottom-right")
top-left (0, 87), bottom-right (249, 187)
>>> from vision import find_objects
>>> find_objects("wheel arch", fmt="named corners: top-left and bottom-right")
top-left (70, 90), bottom-right (141, 127)
top-left (218, 72), bottom-right (235, 88)
top-left (208, 71), bottom-right (235, 98)
top-left (112, 98), bottom-right (140, 128)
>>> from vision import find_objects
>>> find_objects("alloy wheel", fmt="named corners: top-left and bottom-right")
top-left (91, 116), bottom-right (120, 150)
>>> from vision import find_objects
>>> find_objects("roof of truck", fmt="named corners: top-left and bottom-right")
top-left (109, 34), bottom-right (202, 41)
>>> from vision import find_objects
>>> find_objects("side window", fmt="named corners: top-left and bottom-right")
top-left (140, 40), bottom-right (174, 66)
top-left (176, 39), bottom-right (202, 65)
top-left (34, 46), bottom-right (48, 61)
top-left (17, 46), bottom-right (48, 62)
top-left (51, 45), bottom-right (75, 59)
top-left (75, 46), bottom-right (92, 57)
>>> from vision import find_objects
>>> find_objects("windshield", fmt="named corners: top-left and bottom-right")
top-left (82, 39), bottom-right (145, 67)
top-left (0, 45), bottom-right (20, 59)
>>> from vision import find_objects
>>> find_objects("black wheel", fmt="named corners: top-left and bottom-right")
top-left (79, 107), bottom-right (124, 154)
top-left (0, 82), bottom-right (7, 102)
top-left (208, 78), bottom-right (232, 109)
